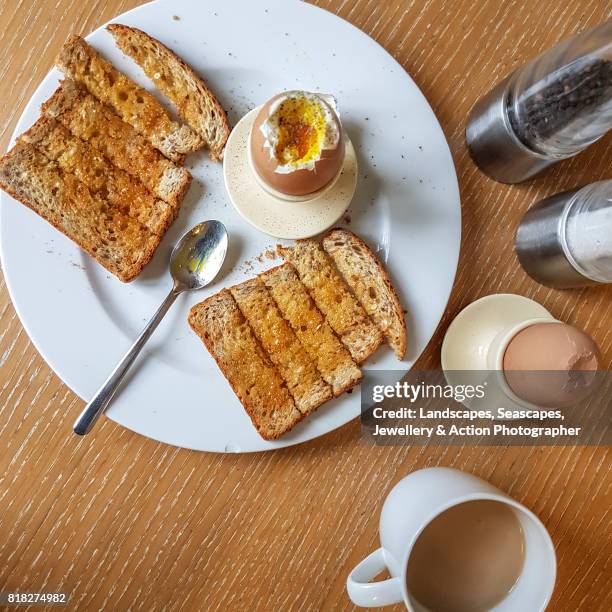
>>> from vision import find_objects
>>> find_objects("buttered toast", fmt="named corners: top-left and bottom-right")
top-left (323, 229), bottom-right (407, 359)
top-left (190, 232), bottom-right (406, 439)
top-left (42, 79), bottom-right (191, 208)
top-left (190, 267), bottom-right (361, 439)
top-left (1, 62), bottom-right (194, 282)
top-left (108, 24), bottom-right (230, 161)
top-left (260, 264), bottom-right (362, 397)
top-left (20, 116), bottom-right (176, 236)
top-left (188, 290), bottom-right (303, 440)
top-left (56, 35), bottom-right (202, 163)
top-left (277, 241), bottom-right (383, 363)
top-left (230, 278), bottom-right (333, 415)
top-left (0, 143), bottom-right (160, 282)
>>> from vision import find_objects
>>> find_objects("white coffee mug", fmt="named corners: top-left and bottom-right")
top-left (347, 467), bottom-right (556, 610)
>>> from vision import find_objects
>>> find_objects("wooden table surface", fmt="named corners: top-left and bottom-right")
top-left (1, 1), bottom-right (611, 610)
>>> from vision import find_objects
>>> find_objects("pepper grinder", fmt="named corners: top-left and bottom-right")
top-left (466, 20), bottom-right (612, 183)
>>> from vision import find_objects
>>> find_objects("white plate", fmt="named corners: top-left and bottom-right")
top-left (0, 0), bottom-right (461, 452)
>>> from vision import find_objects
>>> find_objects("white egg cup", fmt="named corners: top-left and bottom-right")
top-left (441, 294), bottom-right (559, 412)
top-left (223, 106), bottom-right (358, 240)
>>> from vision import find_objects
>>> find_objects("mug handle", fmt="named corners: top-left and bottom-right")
top-left (346, 548), bottom-right (403, 607)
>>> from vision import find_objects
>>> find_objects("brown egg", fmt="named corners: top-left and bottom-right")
top-left (503, 322), bottom-right (600, 407)
top-left (250, 92), bottom-right (345, 197)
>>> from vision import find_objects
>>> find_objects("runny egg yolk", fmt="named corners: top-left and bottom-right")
top-left (274, 97), bottom-right (327, 167)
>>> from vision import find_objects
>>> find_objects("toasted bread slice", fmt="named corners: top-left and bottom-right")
top-left (42, 80), bottom-right (191, 208)
top-left (108, 24), bottom-right (230, 161)
top-left (277, 241), bottom-right (383, 363)
top-left (189, 290), bottom-right (303, 440)
top-left (230, 278), bottom-right (333, 415)
top-left (20, 116), bottom-right (176, 236)
top-left (0, 142), bottom-right (160, 282)
top-left (323, 229), bottom-right (407, 359)
top-left (56, 35), bottom-right (202, 162)
top-left (260, 264), bottom-right (361, 396)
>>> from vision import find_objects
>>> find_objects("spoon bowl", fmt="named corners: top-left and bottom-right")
top-left (170, 220), bottom-right (228, 290)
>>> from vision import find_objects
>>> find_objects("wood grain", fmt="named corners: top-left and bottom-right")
top-left (1, 1), bottom-right (611, 610)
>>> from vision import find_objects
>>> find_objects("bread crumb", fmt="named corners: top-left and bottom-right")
top-left (343, 214), bottom-right (351, 225)
top-left (254, 248), bottom-right (278, 264)
top-left (241, 259), bottom-right (254, 274)
top-left (172, 15), bottom-right (180, 21)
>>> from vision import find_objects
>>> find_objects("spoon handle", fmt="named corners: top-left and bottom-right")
top-left (73, 286), bottom-right (181, 436)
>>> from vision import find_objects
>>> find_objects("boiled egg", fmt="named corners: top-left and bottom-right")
top-left (249, 91), bottom-right (345, 197)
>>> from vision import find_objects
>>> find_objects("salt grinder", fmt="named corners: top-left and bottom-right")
top-left (466, 20), bottom-right (612, 183)
top-left (515, 180), bottom-right (612, 288)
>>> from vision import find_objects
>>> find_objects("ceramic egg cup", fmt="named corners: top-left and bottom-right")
top-left (223, 106), bottom-right (358, 240)
top-left (441, 294), bottom-right (560, 412)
